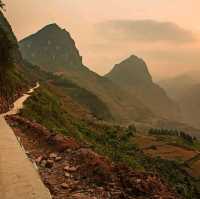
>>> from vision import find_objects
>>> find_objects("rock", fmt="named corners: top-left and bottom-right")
top-left (136, 179), bottom-right (142, 183)
top-left (71, 193), bottom-right (90, 199)
top-left (46, 159), bottom-right (54, 168)
top-left (55, 156), bottom-right (62, 162)
top-left (49, 153), bottom-right (57, 159)
top-left (68, 166), bottom-right (77, 172)
top-left (64, 165), bottom-right (77, 172)
top-left (61, 182), bottom-right (69, 189)
top-left (64, 172), bottom-right (71, 178)
top-left (41, 160), bottom-right (47, 167)
top-left (35, 156), bottom-right (43, 164)
top-left (64, 165), bottom-right (70, 171)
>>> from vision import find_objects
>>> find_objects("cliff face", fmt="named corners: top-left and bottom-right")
top-left (106, 55), bottom-right (180, 120)
top-left (0, 11), bottom-right (27, 113)
top-left (20, 24), bottom-right (82, 72)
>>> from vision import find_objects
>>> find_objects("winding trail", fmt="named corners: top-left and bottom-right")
top-left (0, 83), bottom-right (51, 199)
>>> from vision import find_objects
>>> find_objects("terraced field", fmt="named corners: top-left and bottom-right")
top-left (134, 134), bottom-right (200, 172)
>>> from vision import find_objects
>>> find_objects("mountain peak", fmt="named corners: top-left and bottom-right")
top-left (41, 23), bottom-right (62, 31)
top-left (34, 23), bottom-right (69, 38)
top-left (106, 54), bottom-right (152, 85)
top-left (127, 54), bottom-right (139, 60)
top-left (121, 54), bottom-right (146, 66)
top-left (19, 24), bottom-right (82, 71)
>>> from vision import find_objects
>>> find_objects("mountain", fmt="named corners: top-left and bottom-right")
top-left (178, 84), bottom-right (200, 128)
top-left (19, 24), bottom-right (154, 124)
top-left (159, 72), bottom-right (200, 128)
top-left (0, 11), bottom-right (28, 113)
top-left (105, 55), bottom-right (180, 120)
top-left (20, 24), bottom-right (82, 71)
top-left (159, 72), bottom-right (200, 100)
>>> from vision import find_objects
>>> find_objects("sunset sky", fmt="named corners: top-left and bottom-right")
top-left (4, 0), bottom-right (200, 79)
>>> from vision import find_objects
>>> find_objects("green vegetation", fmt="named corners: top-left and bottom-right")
top-left (140, 157), bottom-right (200, 199)
top-left (52, 75), bottom-right (113, 121)
top-left (20, 85), bottom-right (200, 199)
top-left (0, 18), bottom-right (28, 104)
top-left (20, 85), bottom-right (140, 168)
top-left (20, 86), bottom-right (71, 130)
top-left (0, 63), bottom-right (27, 105)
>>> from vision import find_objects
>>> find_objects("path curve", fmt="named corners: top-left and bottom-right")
top-left (0, 83), bottom-right (52, 199)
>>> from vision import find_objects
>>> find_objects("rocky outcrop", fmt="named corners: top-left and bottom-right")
top-left (20, 24), bottom-right (82, 71)
top-left (106, 55), bottom-right (180, 120)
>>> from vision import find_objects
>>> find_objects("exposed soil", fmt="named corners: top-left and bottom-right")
top-left (7, 115), bottom-right (181, 199)
top-left (144, 144), bottom-right (197, 161)
top-left (134, 135), bottom-right (198, 162)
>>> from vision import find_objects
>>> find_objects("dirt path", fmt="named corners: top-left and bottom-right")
top-left (0, 83), bottom-right (51, 199)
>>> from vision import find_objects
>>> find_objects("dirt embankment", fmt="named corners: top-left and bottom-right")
top-left (7, 115), bottom-right (181, 199)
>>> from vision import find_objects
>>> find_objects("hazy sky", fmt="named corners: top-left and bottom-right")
top-left (4, 0), bottom-right (200, 79)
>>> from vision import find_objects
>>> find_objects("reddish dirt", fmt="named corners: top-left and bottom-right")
top-left (7, 115), bottom-right (181, 199)
top-left (144, 144), bottom-right (197, 161)
top-left (188, 160), bottom-right (200, 177)
top-left (134, 135), bottom-right (197, 162)
top-left (133, 135), bottom-right (161, 148)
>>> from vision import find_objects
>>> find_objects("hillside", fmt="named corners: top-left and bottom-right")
top-left (105, 55), bottom-right (180, 120)
top-left (0, 11), bottom-right (29, 113)
top-left (19, 24), bottom-right (154, 124)
top-left (6, 78), bottom-right (199, 199)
